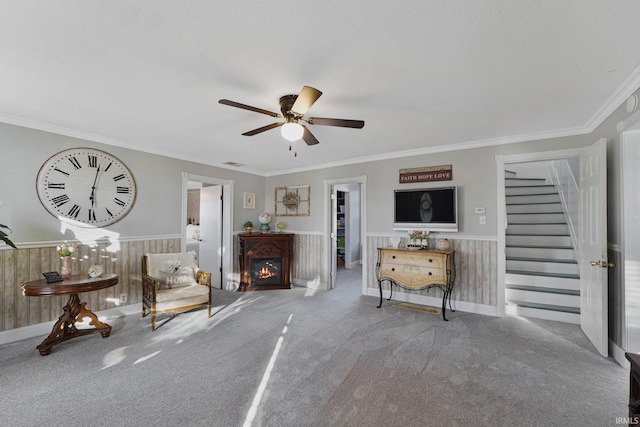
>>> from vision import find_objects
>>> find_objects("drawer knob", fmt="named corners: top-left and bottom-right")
top-left (392, 255), bottom-right (396, 259)
top-left (429, 259), bottom-right (433, 263)
top-left (391, 268), bottom-right (395, 271)
top-left (428, 272), bottom-right (432, 276)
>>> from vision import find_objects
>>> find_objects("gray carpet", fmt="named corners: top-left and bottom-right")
top-left (0, 266), bottom-right (629, 427)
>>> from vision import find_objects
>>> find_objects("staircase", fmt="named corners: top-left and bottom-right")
top-left (505, 170), bottom-right (580, 324)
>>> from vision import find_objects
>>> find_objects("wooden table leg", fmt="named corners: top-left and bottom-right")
top-left (36, 293), bottom-right (112, 356)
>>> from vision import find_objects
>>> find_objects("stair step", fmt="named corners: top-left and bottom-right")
top-left (506, 235), bottom-right (573, 247)
top-left (507, 259), bottom-right (578, 276)
top-left (505, 304), bottom-right (580, 324)
top-left (507, 223), bottom-right (569, 235)
top-left (506, 269), bottom-right (580, 280)
top-left (505, 288), bottom-right (580, 308)
top-left (507, 212), bottom-right (566, 223)
top-left (506, 246), bottom-right (575, 260)
top-left (507, 202), bottom-right (563, 213)
top-left (505, 178), bottom-right (548, 187)
top-left (505, 272), bottom-right (580, 291)
top-left (507, 194), bottom-right (561, 204)
top-left (506, 284), bottom-right (579, 296)
top-left (506, 185), bottom-right (557, 196)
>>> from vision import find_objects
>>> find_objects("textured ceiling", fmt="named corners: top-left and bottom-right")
top-left (2, 1), bottom-right (640, 176)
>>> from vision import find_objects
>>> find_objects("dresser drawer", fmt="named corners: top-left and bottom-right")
top-left (380, 249), bottom-right (445, 269)
top-left (379, 264), bottom-right (445, 289)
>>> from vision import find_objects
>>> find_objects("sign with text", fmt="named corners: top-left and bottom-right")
top-left (399, 165), bottom-right (452, 183)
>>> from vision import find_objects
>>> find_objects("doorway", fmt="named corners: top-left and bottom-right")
top-left (496, 140), bottom-right (610, 357)
top-left (324, 176), bottom-right (367, 294)
top-left (181, 173), bottom-right (234, 290)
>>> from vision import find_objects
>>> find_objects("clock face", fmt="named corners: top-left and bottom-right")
top-left (36, 148), bottom-right (137, 227)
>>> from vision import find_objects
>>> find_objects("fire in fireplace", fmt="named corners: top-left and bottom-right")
top-left (251, 258), bottom-right (282, 286)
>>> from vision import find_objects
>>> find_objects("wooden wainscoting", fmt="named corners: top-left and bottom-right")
top-left (0, 238), bottom-right (180, 332)
top-left (367, 236), bottom-right (498, 306)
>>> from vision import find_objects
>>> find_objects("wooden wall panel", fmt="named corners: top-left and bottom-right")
top-left (366, 236), bottom-right (497, 306)
top-left (292, 234), bottom-right (324, 284)
top-left (0, 238), bottom-right (180, 332)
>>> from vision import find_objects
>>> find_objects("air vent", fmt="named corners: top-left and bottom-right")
top-left (223, 161), bottom-right (244, 167)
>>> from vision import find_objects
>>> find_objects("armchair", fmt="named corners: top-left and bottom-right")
top-left (142, 252), bottom-right (212, 330)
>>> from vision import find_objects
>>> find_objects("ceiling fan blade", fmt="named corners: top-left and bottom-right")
top-left (301, 125), bottom-right (319, 145)
top-left (242, 122), bottom-right (283, 136)
top-left (308, 117), bottom-right (365, 128)
top-left (291, 86), bottom-right (323, 116)
top-left (219, 99), bottom-right (281, 118)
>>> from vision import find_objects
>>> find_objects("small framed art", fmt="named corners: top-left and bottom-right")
top-left (244, 192), bottom-right (255, 209)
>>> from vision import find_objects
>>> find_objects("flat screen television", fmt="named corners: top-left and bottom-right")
top-left (393, 186), bottom-right (458, 232)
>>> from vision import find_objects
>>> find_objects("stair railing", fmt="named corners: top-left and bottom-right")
top-left (550, 159), bottom-right (580, 260)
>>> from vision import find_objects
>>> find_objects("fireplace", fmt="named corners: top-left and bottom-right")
top-left (238, 233), bottom-right (293, 291)
top-left (252, 258), bottom-right (281, 286)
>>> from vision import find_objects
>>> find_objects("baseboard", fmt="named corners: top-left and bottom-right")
top-left (0, 303), bottom-right (140, 346)
top-left (365, 288), bottom-right (498, 317)
top-left (610, 339), bottom-right (629, 369)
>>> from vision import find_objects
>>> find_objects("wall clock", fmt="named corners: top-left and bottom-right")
top-left (36, 147), bottom-right (137, 227)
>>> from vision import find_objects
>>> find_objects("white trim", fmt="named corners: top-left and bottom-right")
top-left (365, 288), bottom-right (498, 318)
top-left (366, 232), bottom-right (497, 242)
top-left (496, 147), bottom-right (584, 322)
top-left (610, 339), bottom-right (629, 369)
top-left (181, 173), bottom-right (234, 290)
top-left (0, 303), bottom-right (140, 346)
top-left (0, 112), bottom-right (267, 177)
top-left (0, 234), bottom-right (182, 250)
top-left (324, 176), bottom-right (367, 295)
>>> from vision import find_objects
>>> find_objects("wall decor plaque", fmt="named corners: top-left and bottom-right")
top-left (399, 165), bottom-right (452, 183)
top-left (275, 185), bottom-right (310, 216)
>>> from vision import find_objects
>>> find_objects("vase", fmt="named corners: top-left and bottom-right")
top-left (60, 256), bottom-right (71, 278)
top-left (436, 238), bottom-right (450, 251)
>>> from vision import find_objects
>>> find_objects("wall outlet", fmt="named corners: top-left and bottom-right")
top-left (479, 215), bottom-right (487, 225)
top-left (119, 293), bottom-right (127, 304)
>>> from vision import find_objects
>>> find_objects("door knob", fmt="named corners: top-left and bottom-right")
top-left (590, 260), bottom-right (615, 268)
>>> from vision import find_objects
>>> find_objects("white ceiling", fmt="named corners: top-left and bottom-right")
top-left (2, 1), bottom-right (640, 176)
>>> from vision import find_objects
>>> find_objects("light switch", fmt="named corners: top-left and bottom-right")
top-left (479, 216), bottom-right (486, 225)
top-left (474, 207), bottom-right (486, 214)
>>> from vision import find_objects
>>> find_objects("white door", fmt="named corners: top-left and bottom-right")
top-left (579, 138), bottom-right (609, 356)
top-left (199, 185), bottom-right (222, 288)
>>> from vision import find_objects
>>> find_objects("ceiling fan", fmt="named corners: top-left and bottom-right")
top-left (218, 86), bottom-right (365, 149)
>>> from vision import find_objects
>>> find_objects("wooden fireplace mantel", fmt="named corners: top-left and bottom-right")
top-left (238, 233), bottom-right (294, 291)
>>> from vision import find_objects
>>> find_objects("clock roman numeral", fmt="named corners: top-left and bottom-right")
top-left (68, 204), bottom-right (81, 218)
top-left (114, 198), bottom-right (126, 207)
top-left (47, 183), bottom-right (65, 189)
top-left (88, 209), bottom-right (96, 221)
top-left (51, 194), bottom-right (70, 207)
top-left (104, 162), bottom-right (112, 172)
top-left (113, 174), bottom-right (125, 182)
top-left (88, 155), bottom-right (98, 168)
top-left (54, 167), bottom-right (69, 177)
top-left (116, 186), bottom-right (130, 194)
top-left (69, 157), bottom-right (81, 170)
top-left (105, 207), bottom-right (113, 217)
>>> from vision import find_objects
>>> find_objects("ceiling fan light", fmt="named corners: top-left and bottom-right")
top-left (281, 122), bottom-right (304, 141)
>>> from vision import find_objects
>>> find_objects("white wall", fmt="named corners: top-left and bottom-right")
top-left (0, 122), bottom-right (266, 245)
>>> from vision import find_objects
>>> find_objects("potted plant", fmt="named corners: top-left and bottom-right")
top-left (0, 223), bottom-right (17, 249)
top-left (243, 221), bottom-right (253, 233)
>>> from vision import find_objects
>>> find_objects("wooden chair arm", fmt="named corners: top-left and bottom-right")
top-left (197, 270), bottom-right (212, 287)
top-left (142, 274), bottom-right (160, 302)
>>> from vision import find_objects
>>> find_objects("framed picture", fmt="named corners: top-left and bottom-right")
top-left (244, 192), bottom-right (255, 209)
top-left (275, 185), bottom-right (310, 216)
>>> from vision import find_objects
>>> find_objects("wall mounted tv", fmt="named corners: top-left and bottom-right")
top-left (393, 186), bottom-right (458, 232)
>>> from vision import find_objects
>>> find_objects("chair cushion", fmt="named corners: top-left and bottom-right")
top-left (156, 283), bottom-right (210, 304)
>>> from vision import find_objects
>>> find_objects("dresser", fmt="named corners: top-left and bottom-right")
top-left (376, 247), bottom-right (456, 321)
